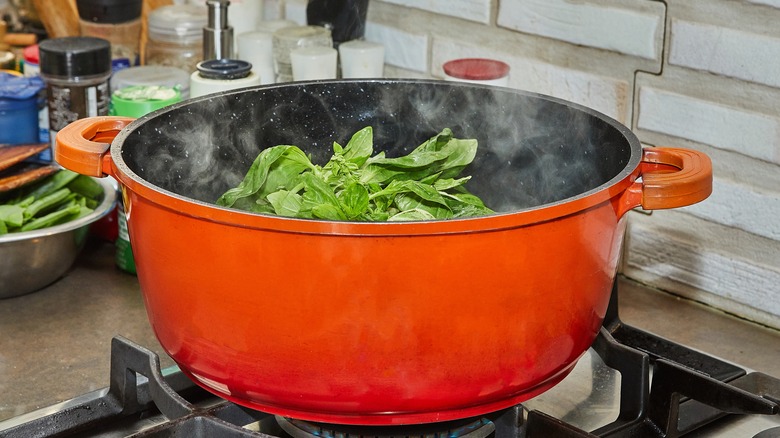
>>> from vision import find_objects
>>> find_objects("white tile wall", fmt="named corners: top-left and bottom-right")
top-left (365, 22), bottom-right (429, 72)
top-left (746, 0), bottom-right (780, 8)
top-left (626, 210), bottom-right (780, 328)
top-left (669, 19), bottom-right (780, 89)
top-left (637, 87), bottom-right (780, 164)
top-left (497, 0), bottom-right (665, 60)
top-left (682, 178), bottom-right (780, 241)
top-left (381, 0), bottom-right (491, 24)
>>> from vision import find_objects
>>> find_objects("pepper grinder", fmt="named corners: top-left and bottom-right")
top-left (204, 0), bottom-right (233, 60)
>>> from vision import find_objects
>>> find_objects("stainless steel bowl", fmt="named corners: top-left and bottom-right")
top-left (0, 177), bottom-right (117, 299)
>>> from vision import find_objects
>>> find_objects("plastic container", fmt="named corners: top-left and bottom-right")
top-left (290, 46), bottom-right (337, 81)
top-left (338, 40), bottom-right (385, 78)
top-left (76, 0), bottom-right (143, 72)
top-left (145, 5), bottom-right (208, 73)
top-left (39, 37), bottom-right (112, 155)
top-left (21, 44), bottom-right (49, 146)
top-left (111, 85), bottom-right (181, 117)
top-left (111, 65), bottom-right (190, 99)
top-left (272, 25), bottom-right (332, 83)
top-left (22, 44), bottom-right (39, 77)
top-left (236, 31), bottom-right (275, 85)
top-left (0, 72), bottom-right (43, 145)
top-left (111, 84), bottom-right (181, 274)
top-left (189, 59), bottom-right (260, 98)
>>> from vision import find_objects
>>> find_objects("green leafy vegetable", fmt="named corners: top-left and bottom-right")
top-left (0, 170), bottom-right (102, 235)
top-left (216, 127), bottom-right (494, 221)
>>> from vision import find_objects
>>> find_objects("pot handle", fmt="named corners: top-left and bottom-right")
top-left (55, 116), bottom-right (135, 178)
top-left (618, 147), bottom-right (712, 217)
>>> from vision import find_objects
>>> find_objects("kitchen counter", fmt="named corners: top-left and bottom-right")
top-left (1, 238), bottom-right (779, 422)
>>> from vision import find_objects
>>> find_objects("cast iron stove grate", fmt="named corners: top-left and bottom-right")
top-left (1, 282), bottom-right (779, 438)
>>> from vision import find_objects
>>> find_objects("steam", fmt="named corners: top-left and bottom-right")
top-left (120, 81), bottom-right (632, 214)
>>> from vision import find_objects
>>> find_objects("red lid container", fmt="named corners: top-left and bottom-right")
top-left (443, 58), bottom-right (510, 81)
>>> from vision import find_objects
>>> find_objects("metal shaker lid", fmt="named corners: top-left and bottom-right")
top-left (196, 59), bottom-right (252, 80)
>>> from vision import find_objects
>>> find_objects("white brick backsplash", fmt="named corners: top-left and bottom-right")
top-left (669, 19), bottom-right (780, 89)
top-left (626, 214), bottom-right (780, 324)
top-left (365, 22), bottom-right (429, 72)
top-left (380, 0), bottom-right (491, 24)
top-left (637, 87), bottom-right (780, 164)
top-left (432, 39), bottom-right (629, 122)
top-left (497, 0), bottom-right (664, 60)
top-left (683, 178), bottom-right (780, 241)
top-left (747, 0), bottom-right (780, 8)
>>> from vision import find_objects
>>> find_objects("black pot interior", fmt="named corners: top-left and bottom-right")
top-left (119, 80), bottom-right (637, 214)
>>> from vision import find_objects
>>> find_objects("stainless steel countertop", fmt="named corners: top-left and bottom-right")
top-left (1, 238), bottom-right (779, 422)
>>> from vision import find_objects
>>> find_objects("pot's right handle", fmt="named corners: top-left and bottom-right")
top-left (55, 116), bottom-right (135, 178)
top-left (618, 147), bottom-right (712, 217)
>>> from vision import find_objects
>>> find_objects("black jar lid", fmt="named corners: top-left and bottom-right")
top-left (197, 59), bottom-right (253, 80)
top-left (76, 0), bottom-right (143, 24)
top-left (39, 37), bottom-right (112, 78)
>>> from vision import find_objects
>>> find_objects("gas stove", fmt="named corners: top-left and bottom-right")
top-left (1, 282), bottom-right (778, 437)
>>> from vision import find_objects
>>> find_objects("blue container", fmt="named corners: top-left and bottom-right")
top-left (0, 73), bottom-right (43, 145)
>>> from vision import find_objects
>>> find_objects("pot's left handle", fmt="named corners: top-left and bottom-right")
top-left (55, 116), bottom-right (135, 177)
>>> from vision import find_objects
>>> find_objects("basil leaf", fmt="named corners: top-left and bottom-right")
top-left (267, 190), bottom-right (305, 218)
top-left (341, 126), bottom-right (373, 166)
top-left (216, 146), bottom-right (312, 208)
top-left (388, 208), bottom-right (437, 222)
top-left (338, 182), bottom-right (370, 219)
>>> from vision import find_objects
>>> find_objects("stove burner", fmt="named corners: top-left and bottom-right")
top-left (276, 416), bottom-right (496, 438)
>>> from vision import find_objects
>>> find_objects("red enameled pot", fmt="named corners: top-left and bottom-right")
top-left (55, 80), bottom-right (711, 425)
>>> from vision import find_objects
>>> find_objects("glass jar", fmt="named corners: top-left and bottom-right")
top-left (38, 37), bottom-right (112, 156)
top-left (145, 5), bottom-right (207, 73)
top-left (76, 0), bottom-right (143, 72)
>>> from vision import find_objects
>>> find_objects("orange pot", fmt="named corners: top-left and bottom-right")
top-left (55, 80), bottom-right (711, 425)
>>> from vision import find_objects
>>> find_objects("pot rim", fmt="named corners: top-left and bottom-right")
top-left (108, 79), bottom-right (642, 236)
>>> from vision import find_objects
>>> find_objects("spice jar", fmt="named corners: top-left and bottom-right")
top-left (145, 5), bottom-right (207, 73)
top-left (39, 37), bottom-right (112, 155)
top-left (76, 0), bottom-right (143, 72)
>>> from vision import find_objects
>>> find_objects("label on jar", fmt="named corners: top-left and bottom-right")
top-left (116, 203), bottom-right (137, 274)
top-left (47, 81), bottom-right (110, 149)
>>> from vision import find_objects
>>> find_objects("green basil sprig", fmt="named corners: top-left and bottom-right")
top-left (217, 127), bottom-right (493, 221)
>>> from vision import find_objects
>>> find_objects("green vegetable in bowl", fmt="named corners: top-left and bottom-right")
top-left (216, 127), bottom-right (494, 221)
top-left (0, 169), bottom-right (103, 234)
